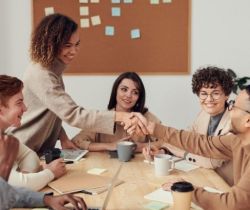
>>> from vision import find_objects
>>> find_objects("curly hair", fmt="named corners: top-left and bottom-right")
top-left (0, 75), bottom-right (23, 106)
top-left (30, 13), bottom-right (78, 68)
top-left (192, 66), bottom-right (234, 96)
top-left (107, 72), bottom-right (148, 114)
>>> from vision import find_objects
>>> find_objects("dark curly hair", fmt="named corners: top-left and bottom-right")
top-left (0, 75), bottom-right (23, 106)
top-left (192, 66), bottom-right (234, 96)
top-left (30, 13), bottom-right (78, 68)
top-left (108, 72), bottom-right (148, 114)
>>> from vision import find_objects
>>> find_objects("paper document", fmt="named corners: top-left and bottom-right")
top-left (144, 188), bottom-right (201, 210)
top-left (175, 160), bottom-right (199, 172)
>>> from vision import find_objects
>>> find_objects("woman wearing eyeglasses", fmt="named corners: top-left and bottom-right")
top-left (143, 66), bottom-right (234, 186)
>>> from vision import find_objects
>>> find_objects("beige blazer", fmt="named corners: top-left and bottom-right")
top-left (163, 109), bottom-right (234, 186)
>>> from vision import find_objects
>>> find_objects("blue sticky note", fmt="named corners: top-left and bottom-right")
top-left (123, 0), bottom-right (133, 3)
top-left (131, 29), bottom-right (140, 39)
top-left (112, 7), bottom-right (121, 16)
top-left (105, 26), bottom-right (115, 36)
top-left (111, 0), bottom-right (120, 3)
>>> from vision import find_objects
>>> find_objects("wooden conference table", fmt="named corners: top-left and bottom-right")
top-left (13, 152), bottom-right (230, 210)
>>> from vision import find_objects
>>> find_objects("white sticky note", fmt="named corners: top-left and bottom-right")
top-left (111, 0), bottom-right (121, 3)
top-left (105, 26), bottom-right (115, 36)
top-left (91, 15), bottom-right (101, 26)
top-left (80, 6), bottom-right (89, 16)
top-left (87, 168), bottom-right (107, 175)
top-left (123, 0), bottom-right (133, 3)
top-left (80, 18), bottom-right (90, 28)
top-left (79, 0), bottom-right (88, 3)
top-left (44, 7), bottom-right (54, 16)
top-left (162, 0), bottom-right (172, 3)
top-left (112, 7), bottom-right (121, 16)
top-left (131, 29), bottom-right (140, 39)
top-left (90, 0), bottom-right (100, 3)
top-left (150, 0), bottom-right (160, 4)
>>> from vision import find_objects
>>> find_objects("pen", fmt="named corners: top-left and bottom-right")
top-left (79, 190), bottom-right (95, 195)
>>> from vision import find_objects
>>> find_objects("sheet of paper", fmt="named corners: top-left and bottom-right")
top-left (131, 29), bottom-right (140, 39)
top-left (112, 7), bottom-right (121, 16)
top-left (144, 188), bottom-right (201, 209)
top-left (175, 160), bottom-right (199, 172)
top-left (204, 186), bottom-right (224, 194)
top-left (80, 6), bottom-right (89, 16)
top-left (44, 7), bottom-right (54, 16)
top-left (80, 18), bottom-right (90, 28)
top-left (144, 201), bottom-right (169, 210)
top-left (105, 26), bottom-right (115, 36)
top-left (91, 16), bottom-right (101, 26)
top-left (87, 168), bottom-right (107, 175)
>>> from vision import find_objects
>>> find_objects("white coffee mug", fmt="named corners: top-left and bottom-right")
top-left (154, 154), bottom-right (175, 176)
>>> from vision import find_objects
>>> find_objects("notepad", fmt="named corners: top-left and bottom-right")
top-left (144, 188), bottom-right (201, 210)
top-left (48, 169), bottom-right (123, 194)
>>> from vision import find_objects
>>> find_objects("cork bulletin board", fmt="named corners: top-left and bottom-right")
top-left (33, 0), bottom-right (190, 74)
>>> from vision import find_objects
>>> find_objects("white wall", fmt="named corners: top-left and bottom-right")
top-left (1, 0), bottom-right (250, 137)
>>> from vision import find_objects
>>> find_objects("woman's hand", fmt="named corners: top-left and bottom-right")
top-left (61, 139), bottom-right (78, 150)
top-left (142, 145), bottom-right (161, 161)
top-left (162, 177), bottom-right (185, 191)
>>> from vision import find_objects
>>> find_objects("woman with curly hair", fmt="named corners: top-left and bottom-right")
top-left (72, 72), bottom-right (161, 152)
top-left (143, 66), bottom-right (234, 186)
top-left (11, 13), bottom-right (147, 157)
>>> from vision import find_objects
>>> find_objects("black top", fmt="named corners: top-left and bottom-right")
top-left (171, 181), bottom-right (194, 192)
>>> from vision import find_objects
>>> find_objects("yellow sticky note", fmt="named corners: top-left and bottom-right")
top-left (44, 7), bottom-right (54, 16)
top-left (163, 0), bottom-right (172, 3)
top-left (80, 18), bottom-right (90, 28)
top-left (91, 15), bottom-right (101, 26)
top-left (87, 168), bottom-right (107, 175)
top-left (80, 6), bottom-right (89, 16)
top-left (90, 0), bottom-right (100, 3)
top-left (79, 0), bottom-right (88, 2)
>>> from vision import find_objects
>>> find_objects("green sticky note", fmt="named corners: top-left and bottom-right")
top-left (144, 201), bottom-right (169, 210)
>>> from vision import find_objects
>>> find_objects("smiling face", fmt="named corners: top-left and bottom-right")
top-left (58, 30), bottom-right (80, 65)
top-left (198, 84), bottom-right (229, 116)
top-left (0, 91), bottom-right (27, 129)
top-left (115, 78), bottom-right (140, 112)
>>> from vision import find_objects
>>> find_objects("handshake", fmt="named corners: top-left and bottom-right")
top-left (117, 112), bottom-right (155, 137)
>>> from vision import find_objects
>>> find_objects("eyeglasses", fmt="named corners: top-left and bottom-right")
top-left (198, 91), bottom-right (223, 100)
top-left (228, 100), bottom-right (250, 114)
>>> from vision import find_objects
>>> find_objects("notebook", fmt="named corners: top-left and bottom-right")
top-left (48, 165), bottom-right (123, 195)
top-left (67, 163), bottom-right (123, 210)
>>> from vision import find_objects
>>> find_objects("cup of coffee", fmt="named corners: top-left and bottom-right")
top-left (171, 181), bottom-right (194, 210)
top-left (117, 141), bottom-right (137, 162)
top-left (154, 154), bottom-right (175, 176)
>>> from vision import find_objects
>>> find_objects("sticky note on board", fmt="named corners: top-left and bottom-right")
top-left (90, 0), bottom-right (100, 3)
top-left (79, 0), bottom-right (88, 3)
top-left (44, 7), bottom-right (54, 16)
top-left (131, 29), bottom-right (140, 39)
top-left (112, 7), bottom-right (121, 16)
top-left (87, 168), bottom-right (107, 175)
top-left (80, 18), bottom-right (90, 28)
top-left (162, 0), bottom-right (172, 3)
top-left (143, 201), bottom-right (169, 210)
top-left (91, 15), bottom-right (101, 26)
top-left (105, 26), bottom-right (115, 36)
top-left (150, 0), bottom-right (160, 4)
top-left (80, 6), bottom-right (89, 16)
top-left (124, 0), bottom-right (133, 3)
top-left (111, 0), bottom-right (121, 3)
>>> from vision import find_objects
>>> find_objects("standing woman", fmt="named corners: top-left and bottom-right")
top-left (12, 14), bottom-right (147, 156)
top-left (72, 72), bottom-right (161, 152)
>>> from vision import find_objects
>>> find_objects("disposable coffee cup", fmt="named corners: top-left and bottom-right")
top-left (171, 181), bottom-right (194, 210)
top-left (117, 141), bottom-right (137, 162)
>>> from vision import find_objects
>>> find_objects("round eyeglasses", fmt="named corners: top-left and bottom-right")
top-left (228, 100), bottom-right (250, 114)
top-left (198, 91), bottom-right (223, 100)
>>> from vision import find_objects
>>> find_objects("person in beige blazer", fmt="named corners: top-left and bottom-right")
top-left (11, 14), bottom-right (148, 156)
top-left (72, 72), bottom-right (161, 152)
top-left (143, 66), bottom-right (234, 185)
